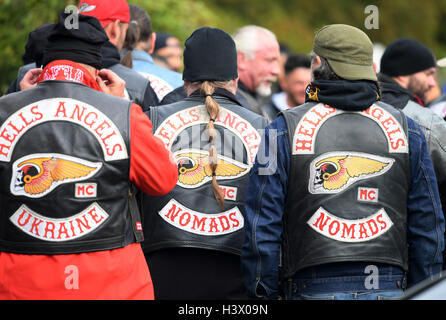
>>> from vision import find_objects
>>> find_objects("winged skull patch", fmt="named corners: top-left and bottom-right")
top-left (175, 149), bottom-right (250, 189)
top-left (11, 154), bottom-right (102, 198)
top-left (309, 152), bottom-right (394, 194)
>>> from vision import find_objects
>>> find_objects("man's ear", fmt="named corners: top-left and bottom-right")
top-left (148, 33), bottom-right (157, 55)
top-left (237, 52), bottom-right (248, 72)
top-left (311, 55), bottom-right (322, 70)
top-left (104, 20), bottom-right (121, 47)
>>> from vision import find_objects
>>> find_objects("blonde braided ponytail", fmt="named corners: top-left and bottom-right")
top-left (201, 81), bottom-right (225, 210)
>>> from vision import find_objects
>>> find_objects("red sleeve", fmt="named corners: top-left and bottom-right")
top-left (129, 104), bottom-right (178, 196)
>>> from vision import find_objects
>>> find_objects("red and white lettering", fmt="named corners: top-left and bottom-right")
top-left (75, 183), bottom-right (97, 198)
top-left (307, 207), bottom-right (393, 242)
top-left (154, 106), bottom-right (261, 165)
top-left (159, 199), bottom-right (244, 236)
top-left (9, 203), bottom-right (109, 242)
top-left (292, 103), bottom-right (408, 156)
top-left (358, 187), bottom-right (378, 203)
top-left (0, 98), bottom-right (128, 162)
top-left (220, 186), bottom-right (238, 201)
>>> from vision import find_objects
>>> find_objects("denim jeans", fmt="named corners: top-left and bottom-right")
top-left (284, 264), bottom-right (406, 300)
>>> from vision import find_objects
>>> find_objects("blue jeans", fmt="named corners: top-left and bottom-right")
top-left (284, 264), bottom-right (406, 300)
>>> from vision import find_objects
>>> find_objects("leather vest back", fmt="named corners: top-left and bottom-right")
top-left (281, 102), bottom-right (411, 278)
top-left (0, 80), bottom-right (143, 254)
top-left (142, 95), bottom-right (267, 255)
top-left (109, 63), bottom-right (150, 109)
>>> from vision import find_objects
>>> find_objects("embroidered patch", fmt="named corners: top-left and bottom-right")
top-left (307, 207), bottom-right (393, 243)
top-left (0, 98), bottom-right (128, 162)
top-left (139, 71), bottom-right (174, 101)
top-left (175, 149), bottom-right (250, 189)
top-left (309, 152), bottom-right (394, 194)
top-left (220, 185), bottom-right (238, 201)
top-left (11, 154), bottom-right (102, 198)
top-left (9, 202), bottom-right (109, 242)
top-left (75, 183), bottom-right (98, 198)
top-left (159, 199), bottom-right (244, 236)
top-left (357, 187), bottom-right (379, 203)
top-left (292, 103), bottom-right (409, 155)
top-left (154, 105), bottom-right (261, 189)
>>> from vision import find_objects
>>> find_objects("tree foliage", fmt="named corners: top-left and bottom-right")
top-left (1, 0), bottom-right (446, 94)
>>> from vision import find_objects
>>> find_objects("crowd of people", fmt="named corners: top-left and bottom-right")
top-left (0, 0), bottom-right (445, 301)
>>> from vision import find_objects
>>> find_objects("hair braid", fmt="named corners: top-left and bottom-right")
top-left (201, 81), bottom-right (225, 210)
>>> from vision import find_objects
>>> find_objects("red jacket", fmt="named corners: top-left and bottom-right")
top-left (0, 61), bottom-right (178, 300)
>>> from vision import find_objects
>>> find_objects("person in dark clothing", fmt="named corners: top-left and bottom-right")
top-left (242, 24), bottom-right (444, 300)
top-left (78, 0), bottom-right (158, 111)
top-left (6, 23), bottom-right (54, 95)
top-left (378, 38), bottom-right (446, 239)
top-left (159, 83), bottom-right (252, 111)
top-left (141, 27), bottom-right (268, 300)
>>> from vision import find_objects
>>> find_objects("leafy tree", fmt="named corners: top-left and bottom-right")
top-left (1, 0), bottom-right (446, 94)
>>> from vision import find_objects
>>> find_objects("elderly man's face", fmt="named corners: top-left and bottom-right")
top-left (244, 37), bottom-right (280, 97)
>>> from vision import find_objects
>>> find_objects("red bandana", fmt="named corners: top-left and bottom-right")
top-left (37, 60), bottom-right (101, 92)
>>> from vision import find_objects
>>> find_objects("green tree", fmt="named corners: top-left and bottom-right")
top-left (2, 0), bottom-right (446, 94)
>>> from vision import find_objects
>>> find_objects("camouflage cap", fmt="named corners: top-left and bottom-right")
top-left (313, 24), bottom-right (377, 82)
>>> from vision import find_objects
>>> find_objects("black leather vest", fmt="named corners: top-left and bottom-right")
top-left (142, 95), bottom-right (267, 255)
top-left (109, 63), bottom-right (151, 110)
top-left (281, 102), bottom-right (411, 278)
top-left (0, 80), bottom-right (143, 254)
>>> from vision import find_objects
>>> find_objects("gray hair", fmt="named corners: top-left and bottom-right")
top-left (232, 25), bottom-right (278, 60)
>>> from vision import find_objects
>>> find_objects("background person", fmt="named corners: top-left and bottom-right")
top-left (121, 4), bottom-right (183, 102)
top-left (152, 31), bottom-right (184, 73)
top-left (79, 0), bottom-right (159, 111)
top-left (267, 53), bottom-right (311, 119)
top-left (378, 38), bottom-right (446, 231)
top-left (232, 25), bottom-right (281, 121)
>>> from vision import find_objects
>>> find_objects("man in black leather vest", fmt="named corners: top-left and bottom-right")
top-left (141, 27), bottom-right (268, 299)
top-left (0, 12), bottom-right (177, 300)
top-left (241, 24), bottom-right (444, 300)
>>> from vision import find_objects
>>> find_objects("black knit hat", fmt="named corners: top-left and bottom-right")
top-left (42, 11), bottom-right (109, 70)
top-left (183, 27), bottom-right (238, 82)
top-left (380, 38), bottom-right (436, 77)
top-left (22, 23), bottom-right (55, 67)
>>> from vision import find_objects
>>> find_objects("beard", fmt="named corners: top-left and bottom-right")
top-left (255, 77), bottom-right (276, 97)
top-left (408, 76), bottom-right (429, 100)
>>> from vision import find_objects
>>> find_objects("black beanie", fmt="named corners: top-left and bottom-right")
top-left (183, 27), bottom-right (238, 82)
top-left (42, 11), bottom-right (109, 70)
top-left (380, 38), bottom-right (436, 77)
top-left (22, 23), bottom-right (55, 67)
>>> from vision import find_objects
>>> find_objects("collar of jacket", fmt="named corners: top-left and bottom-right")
top-left (378, 73), bottom-right (424, 109)
top-left (37, 59), bottom-right (101, 92)
top-left (189, 87), bottom-right (246, 107)
top-left (238, 80), bottom-right (257, 98)
top-left (305, 79), bottom-right (380, 112)
top-left (101, 41), bottom-right (121, 68)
